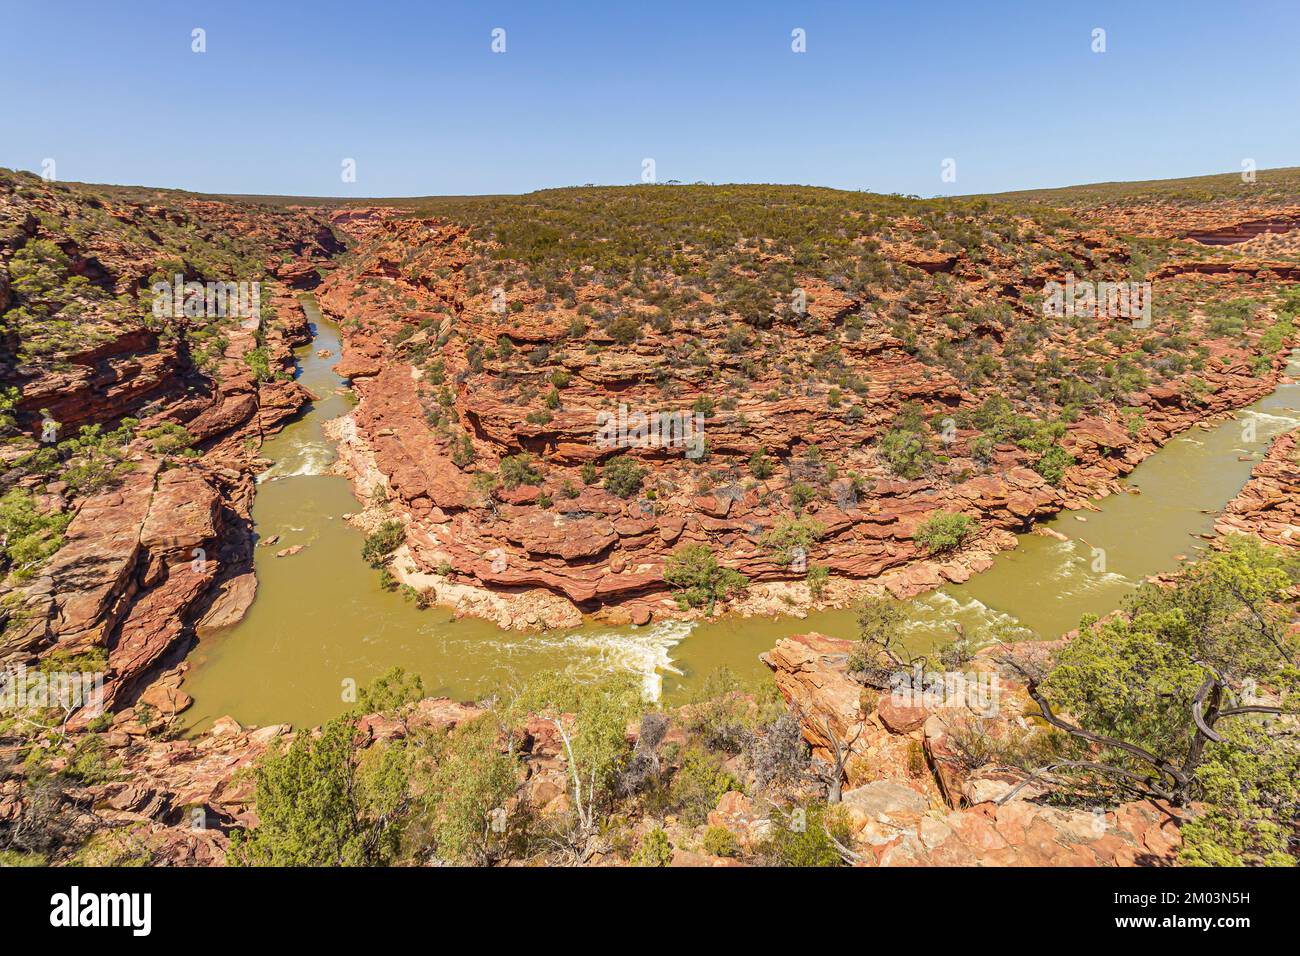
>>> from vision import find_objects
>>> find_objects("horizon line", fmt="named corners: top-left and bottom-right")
top-left (5, 162), bottom-right (1296, 205)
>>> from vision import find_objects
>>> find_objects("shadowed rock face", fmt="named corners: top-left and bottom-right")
top-left (1185, 215), bottom-right (1300, 246)
top-left (0, 170), bottom-right (344, 709)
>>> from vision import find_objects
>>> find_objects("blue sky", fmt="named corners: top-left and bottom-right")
top-left (2, 0), bottom-right (1297, 198)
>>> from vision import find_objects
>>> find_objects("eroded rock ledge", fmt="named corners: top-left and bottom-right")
top-left (761, 632), bottom-right (1187, 866)
top-left (1214, 427), bottom-right (1300, 548)
top-left (310, 206), bottom-right (1294, 630)
top-left (2, 286), bottom-right (320, 715)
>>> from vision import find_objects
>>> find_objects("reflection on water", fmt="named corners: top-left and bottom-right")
top-left (184, 323), bottom-right (1300, 729)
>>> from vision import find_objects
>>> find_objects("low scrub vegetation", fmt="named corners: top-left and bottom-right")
top-left (915, 511), bottom-right (974, 554)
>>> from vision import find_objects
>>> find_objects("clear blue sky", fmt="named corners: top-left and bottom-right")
top-left (3, 0), bottom-right (1297, 198)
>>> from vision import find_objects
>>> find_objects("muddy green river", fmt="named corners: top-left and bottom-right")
top-left (180, 302), bottom-right (1300, 730)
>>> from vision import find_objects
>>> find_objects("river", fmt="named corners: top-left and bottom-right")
top-left (180, 302), bottom-right (1300, 729)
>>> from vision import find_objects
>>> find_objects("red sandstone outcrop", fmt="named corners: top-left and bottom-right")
top-left (1, 170), bottom-right (339, 711)
top-left (1214, 428), bottom-right (1300, 548)
top-left (303, 188), bottom-right (1298, 628)
top-left (1, 696), bottom-right (484, 866)
top-left (759, 632), bottom-right (1186, 866)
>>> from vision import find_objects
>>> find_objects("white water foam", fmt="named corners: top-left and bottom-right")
top-left (905, 590), bottom-right (1023, 637)
top-left (1038, 539), bottom-right (1131, 596)
top-left (469, 621), bottom-right (695, 702)
top-left (1240, 409), bottom-right (1300, 429)
top-left (257, 443), bottom-right (334, 483)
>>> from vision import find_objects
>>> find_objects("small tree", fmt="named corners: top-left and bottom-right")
top-left (760, 516), bottom-right (826, 566)
top-left (879, 426), bottom-right (933, 479)
top-left (413, 715), bottom-right (522, 866)
top-left (230, 670), bottom-right (426, 867)
top-left (506, 672), bottom-right (641, 861)
top-left (0, 489), bottom-right (70, 577)
top-left (1002, 538), bottom-right (1300, 866)
top-left (847, 595), bottom-right (915, 686)
top-left (229, 716), bottom-right (410, 866)
top-left (602, 455), bottom-right (646, 499)
top-left (56, 422), bottom-right (136, 496)
top-left (663, 543), bottom-right (748, 611)
top-left (915, 511), bottom-right (973, 554)
top-left (607, 315), bottom-right (641, 345)
top-left (499, 452), bottom-right (542, 489)
top-left (362, 520), bottom-right (405, 567)
top-left (140, 423), bottom-right (194, 455)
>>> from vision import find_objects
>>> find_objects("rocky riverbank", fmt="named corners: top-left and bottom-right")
top-left (3, 286), bottom-right (319, 720)
top-left (67, 389), bottom-right (1299, 870)
top-left (1, 170), bottom-right (345, 721)
top-left (4, 172), bottom-right (1299, 867)
top-left (1214, 426), bottom-right (1300, 547)
top-left (308, 201), bottom-right (1297, 631)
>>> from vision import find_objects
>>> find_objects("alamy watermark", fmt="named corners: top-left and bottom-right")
top-left (890, 666), bottom-right (1000, 718)
top-left (1, 665), bottom-right (104, 716)
top-left (151, 274), bottom-right (261, 321)
top-left (1042, 273), bottom-right (1151, 327)
top-left (596, 404), bottom-right (705, 459)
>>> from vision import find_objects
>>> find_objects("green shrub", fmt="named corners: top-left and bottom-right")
top-left (450, 432), bottom-right (476, 468)
top-left (602, 455), bottom-right (646, 499)
top-left (0, 386), bottom-right (21, 434)
top-left (56, 422), bottom-right (136, 496)
top-left (0, 489), bottom-right (70, 575)
top-left (788, 482), bottom-right (816, 509)
top-left (1040, 537), bottom-right (1300, 867)
top-left (632, 827), bottom-right (673, 866)
top-left (244, 346), bottom-right (276, 382)
top-left (685, 667), bottom-right (752, 754)
top-left (416, 715), bottom-right (523, 865)
top-left (230, 715), bottom-right (409, 866)
top-left (362, 520), bottom-right (405, 567)
top-left (670, 747), bottom-right (741, 825)
top-left (1031, 444), bottom-right (1073, 485)
top-left (806, 564), bottom-right (830, 599)
top-left (760, 516), bottom-right (826, 565)
top-left (663, 544), bottom-right (748, 611)
top-left (499, 453), bottom-right (542, 489)
top-left (757, 803), bottom-right (851, 867)
top-left (140, 422), bottom-right (194, 455)
top-left (608, 315), bottom-right (641, 345)
top-left (879, 427), bottom-right (933, 479)
top-left (702, 825), bottom-right (740, 858)
top-left (915, 511), bottom-right (973, 554)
